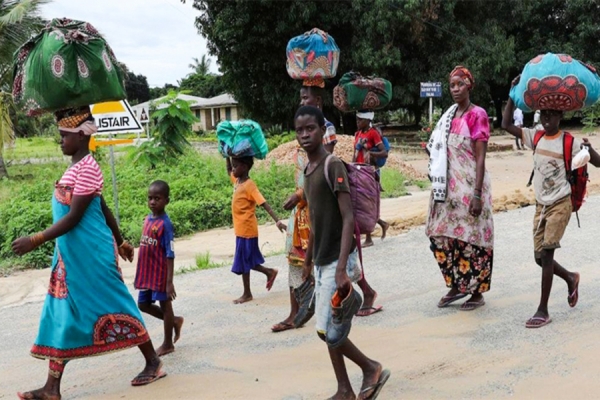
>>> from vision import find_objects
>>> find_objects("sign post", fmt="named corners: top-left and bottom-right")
top-left (420, 82), bottom-right (443, 125)
top-left (90, 100), bottom-right (143, 224)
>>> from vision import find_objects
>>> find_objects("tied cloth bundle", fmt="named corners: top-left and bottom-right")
top-left (303, 77), bottom-right (325, 88)
top-left (55, 106), bottom-right (98, 135)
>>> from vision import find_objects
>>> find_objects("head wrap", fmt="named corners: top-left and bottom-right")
top-left (449, 66), bottom-right (474, 89)
top-left (302, 77), bottom-right (325, 88)
top-left (59, 120), bottom-right (98, 136)
top-left (55, 106), bottom-right (98, 136)
top-left (356, 111), bottom-right (374, 120)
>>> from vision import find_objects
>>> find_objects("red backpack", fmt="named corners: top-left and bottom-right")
top-left (527, 130), bottom-right (588, 226)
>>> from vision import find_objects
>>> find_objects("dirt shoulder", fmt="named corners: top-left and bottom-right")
top-left (3, 131), bottom-right (599, 310)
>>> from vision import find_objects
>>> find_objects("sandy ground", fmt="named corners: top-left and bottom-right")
top-left (2, 132), bottom-right (600, 399)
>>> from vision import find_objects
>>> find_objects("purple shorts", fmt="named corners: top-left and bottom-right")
top-left (138, 290), bottom-right (169, 304)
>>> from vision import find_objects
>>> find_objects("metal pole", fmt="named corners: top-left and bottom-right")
top-left (108, 134), bottom-right (120, 224)
top-left (429, 97), bottom-right (433, 125)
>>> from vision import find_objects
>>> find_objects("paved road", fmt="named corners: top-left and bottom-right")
top-left (2, 197), bottom-right (600, 399)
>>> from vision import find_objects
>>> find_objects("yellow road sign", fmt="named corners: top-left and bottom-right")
top-left (89, 136), bottom-right (134, 152)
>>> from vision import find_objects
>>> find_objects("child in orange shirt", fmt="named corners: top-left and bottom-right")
top-left (227, 157), bottom-right (286, 304)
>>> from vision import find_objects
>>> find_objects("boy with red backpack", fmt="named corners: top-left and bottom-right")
top-left (502, 75), bottom-right (600, 329)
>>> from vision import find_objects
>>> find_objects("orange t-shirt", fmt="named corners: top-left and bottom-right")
top-left (231, 175), bottom-right (266, 238)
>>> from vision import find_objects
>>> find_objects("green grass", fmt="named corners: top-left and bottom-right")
top-left (380, 168), bottom-right (409, 198)
top-left (177, 251), bottom-right (225, 274)
top-left (0, 148), bottom-right (418, 272)
top-left (2, 137), bottom-right (135, 162)
top-left (3, 137), bottom-right (60, 160)
top-left (413, 179), bottom-right (430, 190)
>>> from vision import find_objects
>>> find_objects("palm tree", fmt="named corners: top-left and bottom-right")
top-left (0, 0), bottom-right (48, 178)
top-left (188, 54), bottom-right (212, 77)
top-left (0, 92), bottom-right (13, 178)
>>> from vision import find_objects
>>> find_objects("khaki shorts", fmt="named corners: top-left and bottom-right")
top-left (533, 196), bottom-right (572, 255)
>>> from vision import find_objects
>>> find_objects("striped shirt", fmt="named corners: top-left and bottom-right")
top-left (58, 154), bottom-right (103, 196)
top-left (134, 214), bottom-right (175, 292)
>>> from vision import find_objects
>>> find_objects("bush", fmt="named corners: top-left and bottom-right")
top-left (1, 152), bottom-right (296, 270)
top-left (128, 153), bottom-right (293, 236)
top-left (0, 163), bottom-right (64, 269)
top-left (266, 131), bottom-right (296, 150)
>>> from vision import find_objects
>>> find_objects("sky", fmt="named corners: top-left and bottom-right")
top-left (41, 0), bottom-right (219, 88)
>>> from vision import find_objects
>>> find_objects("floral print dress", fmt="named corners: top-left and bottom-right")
top-left (426, 106), bottom-right (494, 294)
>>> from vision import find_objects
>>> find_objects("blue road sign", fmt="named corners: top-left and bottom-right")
top-left (420, 82), bottom-right (442, 98)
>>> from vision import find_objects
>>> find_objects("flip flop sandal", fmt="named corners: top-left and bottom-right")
top-left (568, 273), bottom-right (580, 308)
top-left (525, 316), bottom-right (552, 329)
top-left (359, 369), bottom-right (391, 400)
top-left (271, 321), bottom-right (294, 333)
top-left (131, 369), bottom-right (167, 386)
top-left (459, 299), bottom-right (485, 311)
top-left (437, 293), bottom-right (468, 308)
top-left (266, 269), bottom-right (279, 291)
top-left (356, 305), bottom-right (383, 317)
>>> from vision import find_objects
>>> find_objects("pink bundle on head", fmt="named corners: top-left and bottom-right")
top-left (450, 66), bottom-right (475, 89)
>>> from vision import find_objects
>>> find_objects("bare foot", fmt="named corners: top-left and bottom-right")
top-left (156, 343), bottom-right (175, 357)
top-left (17, 388), bottom-right (61, 400)
top-left (361, 239), bottom-right (374, 248)
top-left (173, 316), bottom-right (184, 343)
top-left (357, 362), bottom-right (383, 400)
top-left (380, 221), bottom-right (389, 240)
top-left (233, 294), bottom-right (253, 304)
top-left (328, 389), bottom-right (356, 400)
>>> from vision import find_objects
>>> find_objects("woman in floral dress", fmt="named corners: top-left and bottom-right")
top-left (426, 66), bottom-right (494, 311)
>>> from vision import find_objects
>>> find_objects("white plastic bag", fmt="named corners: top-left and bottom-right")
top-left (572, 146), bottom-right (590, 170)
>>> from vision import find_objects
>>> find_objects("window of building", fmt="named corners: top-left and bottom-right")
top-left (225, 107), bottom-right (232, 120)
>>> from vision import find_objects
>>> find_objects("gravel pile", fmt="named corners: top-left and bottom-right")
top-left (264, 135), bottom-right (426, 181)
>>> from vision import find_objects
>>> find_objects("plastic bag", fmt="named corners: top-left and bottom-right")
top-left (217, 120), bottom-right (269, 160)
top-left (572, 146), bottom-right (590, 170)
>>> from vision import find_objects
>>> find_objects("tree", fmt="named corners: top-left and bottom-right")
top-left (125, 71), bottom-right (150, 104)
top-left (183, 0), bottom-right (354, 128)
top-left (188, 55), bottom-right (212, 77)
top-left (0, 0), bottom-right (48, 178)
top-left (178, 73), bottom-right (225, 98)
top-left (184, 0), bottom-right (600, 128)
top-left (0, 92), bottom-right (14, 178)
top-left (149, 83), bottom-right (178, 100)
top-left (117, 62), bottom-right (151, 103)
top-left (133, 91), bottom-right (197, 168)
top-left (0, 0), bottom-right (48, 90)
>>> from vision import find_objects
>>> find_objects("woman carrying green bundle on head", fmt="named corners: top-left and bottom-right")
top-left (12, 107), bottom-right (166, 399)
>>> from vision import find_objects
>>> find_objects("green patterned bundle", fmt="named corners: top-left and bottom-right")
top-left (333, 72), bottom-right (392, 112)
top-left (12, 18), bottom-right (126, 116)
